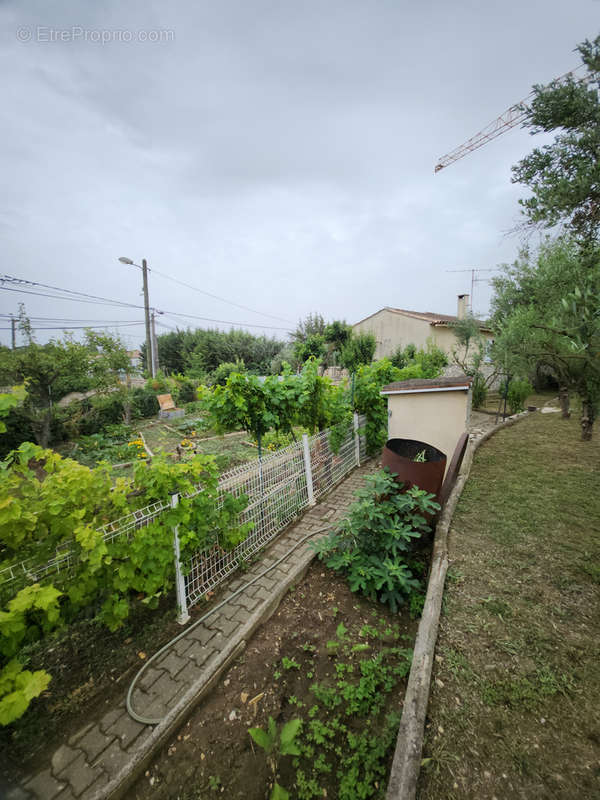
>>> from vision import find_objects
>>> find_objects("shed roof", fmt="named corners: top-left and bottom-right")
top-left (380, 375), bottom-right (472, 395)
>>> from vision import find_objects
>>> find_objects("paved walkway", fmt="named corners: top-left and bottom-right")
top-left (12, 462), bottom-right (376, 800)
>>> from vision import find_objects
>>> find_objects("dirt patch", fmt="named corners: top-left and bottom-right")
top-left (130, 561), bottom-right (420, 800)
top-left (0, 594), bottom-right (201, 784)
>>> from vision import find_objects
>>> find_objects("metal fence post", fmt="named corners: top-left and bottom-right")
top-left (171, 493), bottom-right (190, 625)
top-left (302, 433), bottom-right (316, 506)
top-left (353, 412), bottom-right (361, 467)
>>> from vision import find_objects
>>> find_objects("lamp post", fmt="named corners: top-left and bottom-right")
top-left (118, 256), bottom-right (154, 377)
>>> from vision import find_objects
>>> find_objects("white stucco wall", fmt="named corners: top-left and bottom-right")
top-left (353, 309), bottom-right (494, 365)
top-left (383, 388), bottom-right (471, 473)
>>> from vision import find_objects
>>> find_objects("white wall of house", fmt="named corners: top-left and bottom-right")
top-left (353, 308), bottom-right (494, 364)
top-left (382, 385), bottom-right (472, 472)
top-left (353, 309), bottom-right (433, 360)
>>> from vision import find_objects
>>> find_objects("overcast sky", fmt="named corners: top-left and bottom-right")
top-left (1, 1), bottom-right (598, 349)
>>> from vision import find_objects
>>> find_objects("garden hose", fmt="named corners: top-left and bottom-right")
top-left (126, 524), bottom-right (333, 725)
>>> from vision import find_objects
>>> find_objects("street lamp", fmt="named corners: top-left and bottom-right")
top-left (118, 256), bottom-right (154, 377)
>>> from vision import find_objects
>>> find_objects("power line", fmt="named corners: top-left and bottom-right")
top-left (149, 266), bottom-right (293, 324)
top-left (0, 275), bottom-right (292, 332)
top-left (0, 275), bottom-right (140, 309)
top-left (0, 314), bottom-right (142, 324)
top-left (0, 322), bottom-right (145, 331)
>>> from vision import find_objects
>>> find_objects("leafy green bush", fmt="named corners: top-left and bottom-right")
top-left (471, 373), bottom-right (488, 408)
top-left (0, 444), bottom-right (252, 724)
top-left (131, 387), bottom-right (160, 418)
top-left (210, 360), bottom-right (247, 386)
top-left (504, 378), bottom-right (534, 414)
top-left (313, 469), bottom-right (439, 611)
top-left (390, 341), bottom-right (447, 377)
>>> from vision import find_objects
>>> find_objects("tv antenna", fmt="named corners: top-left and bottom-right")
top-left (446, 267), bottom-right (500, 312)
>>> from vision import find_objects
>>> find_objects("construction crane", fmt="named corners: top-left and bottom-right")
top-left (434, 65), bottom-right (595, 173)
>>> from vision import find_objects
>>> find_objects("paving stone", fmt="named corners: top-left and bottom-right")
top-left (106, 712), bottom-right (148, 749)
top-left (173, 637), bottom-right (196, 657)
top-left (183, 639), bottom-right (216, 666)
top-left (59, 753), bottom-right (102, 797)
top-left (147, 671), bottom-right (187, 705)
top-left (77, 726), bottom-right (115, 762)
top-left (50, 745), bottom-right (80, 777)
top-left (212, 615), bottom-right (243, 637)
top-left (24, 770), bottom-right (66, 800)
top-left (53, 788), bottom-right (77, 800)
top-left (97, 706), bottom-right (126, 735)
top-left (235, 593), bottom-right (261, 612)
top-left (92, 739), bottom-right (130, 777)
top-left (187, 625), bottom-right (216, 645)
top-left (154, 650), bottom-right (188, 678)
top-left (67, 723), bottom-right (94, 748)
top-left (251, 585), bottom-right (271, 602)
top-left (137, 666), bottom-right (165, 691)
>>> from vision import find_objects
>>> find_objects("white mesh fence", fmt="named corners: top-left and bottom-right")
top-left (0, 415), bottom-right (367, 614)
top-left (184, 415), bottom-right (365, 607)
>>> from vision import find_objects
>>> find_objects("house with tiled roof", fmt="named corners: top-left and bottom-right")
top-left (352, 294), bottom-right (493, 361)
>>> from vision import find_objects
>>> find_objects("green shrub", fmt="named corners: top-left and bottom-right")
top-left (210, 360), bottom-right (246, 386)
top-left (313, 469), bottom-right (439, 611)
top-left (505, 378), bottom-right (533, 414)
top-left (131, 387), bottom-right (160, 418)
top-left (471, 373), bottom-right (488, 408)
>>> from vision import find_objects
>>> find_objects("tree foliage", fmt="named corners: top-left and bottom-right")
top-left (491, 238), bottom-right (600, 439)
top-left (512, 35), bottom-right (600, 241)
top-left (152, 327), bottom-right (285, 377)
top-left (0, 331), bottom-right (131, 449)
top-left (339, 332), bottom-right (376, 372)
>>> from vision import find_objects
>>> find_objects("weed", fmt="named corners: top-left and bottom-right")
top-left (208, 775), bottom-right (222, 791)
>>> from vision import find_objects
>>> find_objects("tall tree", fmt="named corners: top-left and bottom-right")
top-left (491, 238), bottom-right (600, 440)
top-left (0, 330), bottom-right (130, 448)
top-left (512, 35), bottom-right (600, 243)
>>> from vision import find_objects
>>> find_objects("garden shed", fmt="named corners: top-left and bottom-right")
top-left (380, 375), bottom-right (472, 476)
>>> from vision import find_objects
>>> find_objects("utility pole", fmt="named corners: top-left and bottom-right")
top-left (151, 310), bottom-right (160, 377)
top-left (10, 315), bottom-right (16, 349)
top-left (141, 259), bottom-right (154, 378)
top-left (118, 255), bottom-right (157, 377)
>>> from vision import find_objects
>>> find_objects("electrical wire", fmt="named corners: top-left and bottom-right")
top-left (0, 278), bottom-right (292, 332)
top-left (126, 524), bottom-right (332, 725)
top-left (0, 322), bottom-right (145, 331)
top-left (149, 266), bottom-right (293, 325)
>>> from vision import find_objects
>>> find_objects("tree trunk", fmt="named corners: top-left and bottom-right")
top-left (36, 408), bottom-right (52, 449)
top-left (558, 385), bottom-right (570, 418)
top-left (581, 400), bottom-right (594, 441)
top-left (123, 375), bottom-right (132, 425)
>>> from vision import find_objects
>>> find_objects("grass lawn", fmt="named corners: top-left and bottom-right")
top-left (418, 406), bottom-right (600, 799)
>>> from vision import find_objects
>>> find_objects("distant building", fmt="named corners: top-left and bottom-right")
top-left (127, 350), bottom-right (142, 370)
top-left (352, 295), bottom-right (493, 361)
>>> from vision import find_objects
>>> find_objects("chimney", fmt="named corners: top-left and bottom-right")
top-left (457, 294), bottom-right (470, 320)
